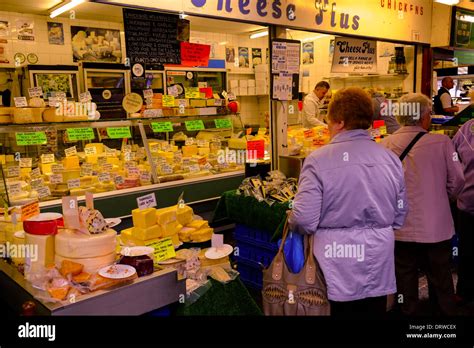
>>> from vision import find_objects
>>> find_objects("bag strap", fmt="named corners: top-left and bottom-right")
top-left (271, 218), bottom-right (290, 281)
top-left (304, 234), bottom-right (316, 285)
top-left (399, 132), bottom-right (426, 162)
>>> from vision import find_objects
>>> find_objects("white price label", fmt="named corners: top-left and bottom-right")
top-left (98, 172), bottom-right (111, 182)
top-left (48, 97), bottom-right (60, 107)
top-left (41, 154), bottom-right (55, 164)
top-left (52, 92), bottom-right (66, 99)
top-left (102, 163), bottom-right (113, 172)
top-left (123, 145), bottom-right (132, 153)
top-left (51, 164), bottom-right (64, 173)
top-left (36, 186), bottom-right (51, 199)
top-left (81, 163), bottom-right (93, 176)
top-left (140, 172), bottom-right (151, 182)
top-left (79, 91), bottom-right (92, 103)
top-left (7, 183), bottom-right (22, 195)
top-left (98, 157), bottom-right (108, 166)
top-left (185, 138), bottom-right (195, 145)
top-left (85, 147), bottom-right (97, 155)
top-left (160, 164), bottom-right (173, 175)
top-left (124, 152), bottom-right (136, 161)
top-left (105, 148), bottom-right (116, 157)
top-left (197, 139), bottom-right (207, 147)
top-left (203, 162), bottom-right (213, 170)
top-left (65, 146), bottom-right (77, 157)
top-left (150, 143), bottom-right (161, 152)
top-left (7, 166), bottom-right (20, 177)
top-left (14, 97), bottom-right (28, 108)
top-left (127, 167), bottom-right (140, 176)
top-left (114, 175), bottom-right (125, 185)
top-left (30, 167), bottom-right (41, 179)
top-left (143, 109), bottom-right (163, 117)
top-left (19, 158), bottom-right (33, 168)
top-left (30, 178), bottom-right (45, 190)
top-left (50, 174), bottom-right (64, 184)
top-left (67, 178), bottom-right (81, 189)
top-left (189, 164), bottom-right (200, 173)
top-left (137, 193), bottom-right (157, 210)
top-left (28, 87), bottom-right (43, 98)
top-left (143, 89), bottom-right (154, 98)
top-left (182, 158), bottom-right (191, 166)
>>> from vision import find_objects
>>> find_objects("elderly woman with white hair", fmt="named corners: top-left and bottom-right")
top-left (381, 93), bottom-right (465, 315)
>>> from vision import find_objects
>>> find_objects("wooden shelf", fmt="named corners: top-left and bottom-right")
top-left (324, 73), bottom-right (409, 79)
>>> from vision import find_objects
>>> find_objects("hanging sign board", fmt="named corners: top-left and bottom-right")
top-left (331, 37), bottom-right (377, 73)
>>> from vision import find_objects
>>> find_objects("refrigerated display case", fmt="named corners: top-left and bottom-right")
top-left (26, 65), bottom-right (81, 101)
top-left (165, 67), bottom-right (226, 97)
top-left (131, 68), bottom-right (165, 95)
top-left (81, 63), bottom-right (130, 119)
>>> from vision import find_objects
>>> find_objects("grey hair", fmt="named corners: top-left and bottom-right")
top-left (396, 93), bottom-right (432, 126)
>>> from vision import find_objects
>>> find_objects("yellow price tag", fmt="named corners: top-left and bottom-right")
top-left (147, 238), bottom-right (176, 263)
top-left (162, 95), bottom-right (175, 107)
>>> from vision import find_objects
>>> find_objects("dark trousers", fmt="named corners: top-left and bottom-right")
top-left (329, 296), bottom-right (387, 317)
top-left (457, 209), bottom-right (474, 301)
top-left (395, 240), bottom-right (456, 315)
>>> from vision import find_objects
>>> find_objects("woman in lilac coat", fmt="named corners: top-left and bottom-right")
top-left (289, 87), bottom-right (408, 316)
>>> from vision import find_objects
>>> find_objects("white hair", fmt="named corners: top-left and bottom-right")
top-left (396, 93), bottom-right (432, 126)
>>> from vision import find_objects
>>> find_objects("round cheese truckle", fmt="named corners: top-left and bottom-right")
top-left (55, 228), bottom-right (117, 258)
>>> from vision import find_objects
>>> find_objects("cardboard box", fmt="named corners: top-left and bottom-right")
top-left (199, 107), bottom-right (218, 115)
top-left (255, 79), bottom-right (267, 88)
top-left (190, 99), bottom-right (207, 107)
top-left (248, 79), bottom-right (256, 87)
top-left (255, 86), bottom-right (267, 95)
top-left (255, 72), bottom-right (268, 81)
top-left (229, 80), bottom-right (239, 89)
top-left (239, 79), bottom-right (248, 88)
top-left (248, 87), bottom-right (256, 95)
top-left (238, 87), bottom-right (248, 96)
top-left (254, 64), bottom-right (269, 73)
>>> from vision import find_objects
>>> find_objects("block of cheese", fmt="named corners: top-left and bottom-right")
top-left (86, 155), bottom-right (98, 164)
top-left (198, 148), bottom-right (210, 156)
top-left (0, 221), bottom-right (24, 243)
top-left (55, 252), bottom-right (116, 274)
top-left (132, 208), bottom-right (157, 228)
top-left (131, 224), bottom-right (162, 240)
top-left (11, 231), bottom-right (26, 265)
top-left (190, 99), bottom-right (207, 107)
top-left (62, 169), bottom-right (81, 181)
top-left (228, 138), bottom-right (247, 150)
top-left (40, 162), bottom-right (56, 175)
top-left (13, 107), bottom-right (44, 123)
top-left (63, 156), bottom-right (80, 169)
top-left (186, 220), bottom-right (209, 230)
top-left (29, 97), bottom-right (46, 108)
top-left (55, 228), bottom-right (116, 258)
top-left (85, 143), bottom-right (104, 154)
top-left (43, 108), bottom-right (63, 122)
top-left (182, 145), bottom-right (198, 157)
top-left (120, 228), bottom-right (160, 246)
top-left (161, 220), bottom-right (183, 237)
top-left (0, 115), bottom-right (11, 123)
top-left (0, 155), bottom-right (5, 165)
top-left (190, 227), bottom-right (213, 242)
top-left (106, 157), bottom-right (121, 166)
top-left (178, 226), bottom-right (196, 242)
top-left (25, 233), bottom-right (55, 269)
top-left (156, 206), bottom-right (178, 225)
top-left (20, 168), bottom-right (32, 177)
top-left (170, 233), bottom-right (180, 246)
top-left (176, 205), bottom-right (194, 225)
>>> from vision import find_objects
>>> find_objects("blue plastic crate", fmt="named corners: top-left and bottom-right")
top-left (234, 236), bottom-right (278, 268)
top-left (235, 224), bottom-right (274, 244)
top-left (235, 256), bottom-right (266, 290)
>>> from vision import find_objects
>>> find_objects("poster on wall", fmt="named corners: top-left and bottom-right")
top-left (47, 22), bottom-right (64, 45)
top-left (252, 48), bottom-right (262, 66)
top-left (238, 47), bottom-right (249, 68)
top-left (0, 21), bottom-right (10, 37)
top-left (0, 39), bottom-right (9, 64)
top-left (226, 47), bottom-right (235, 63)
top-left (331, 37), bottom-right (377, 73)
top-left (16, 19), bottom-right (35, 41)
top-left (329, 39), bottom-right (335, 63)
top-left (302, 42), bottom-right (314, 65)
top-left (35, 73), bottom-right (74, 99)
top-left (71, 26), bottom-right (122, 63)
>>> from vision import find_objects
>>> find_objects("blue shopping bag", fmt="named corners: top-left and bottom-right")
top-left (277, 231), bottom-right (304, 274)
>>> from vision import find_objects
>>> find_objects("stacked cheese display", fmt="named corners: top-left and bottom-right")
top-left (54, 207), bottom-right (117, 273)
top-left (287, 125), bottom-right (330, 156)
top-left (178, 219), bottom-right (213, 243)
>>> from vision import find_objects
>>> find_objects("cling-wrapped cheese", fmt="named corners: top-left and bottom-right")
top-left (13, 108), bottom-right (44, 123)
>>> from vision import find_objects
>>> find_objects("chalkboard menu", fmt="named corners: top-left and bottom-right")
top-left (123, 8), bottom-right (181, 65)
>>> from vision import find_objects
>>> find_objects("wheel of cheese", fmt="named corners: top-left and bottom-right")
top-left (54, 252), bottom-right (116, 274)
top-left (55, 228), bottom-right (117, 258)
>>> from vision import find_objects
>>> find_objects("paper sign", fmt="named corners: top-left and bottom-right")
top-left (214, 119), bottom-right (232, 129)
top-left (198, 82), bottom-right (208, 88)
top-left (185, 87), bottom-right (201, 99)
top-left (128, 167), bottom-right (140, 176)
top-left (185, 138), bottom-right (195, 145)
top-left (62, 196), bottom-right (80, 229)
top-left (147, 238), bottom-right (176, 262)
top-left (51, 164), bottom-right (64, 174)
top-left (81, 164), bottom-right (93, 176)
top-left (85, 147), bottom-right (97, 155)
top-left (379, 126), bottom-right (387, 136)
top-left (185, 120), bottom-right (205, 131)
top-left (19, 158), bottom-right (32, 168)
top-left (143, 89), bottom-right (154, 98)
top-left (65, 146), bottom-right (77, 157)
top-left (102, 163), bottom-right (113, 172)
top-left (50, 174), bottom-right (63, 184)
top-left (14, 97), bottom-right (28, 108)
top-left (189, 164), bottom-right (200, 173)
top-left (107, 127), bottom-right (131, 139)
top-left (41, 154), bottom-right (55, 164)
top-left (16, 132), bottom-right (47, 146)
top-left (140, 171), bottom-right (151, 182)
top-left (167, 85), bottom-right (179, 97)
top-left (67, 178), bottom-right (81, 189)
top-left (247, 140), bottom-right (265, 159)
top-left (124, 161), bottom-right (137, 169)
top-left (143, 109), bottom-right (163, 118)
top-left (30, 167), bottom-right (41, 179)
top-left (8, 183), bottom-right (22, 195)
top-left (180, 41), bottom-right (211, 67)
top-left (36, 186), bottom-right (51, 199)
top-left (331, 37), bottom-right (377, 73)
top-left (21, 201), bottom-right (40, 221)
top-left (105, 148), bottom-right (116, 157)
top-left (160, 164), bottom-right (173, 175)
top-left (30, 178), bottom-right (44, 190)
top-left (162, 95), bottom-right (175, 107)
top-left (85, 191), bottom-right (94, 210)
top-left (151, 122), bottom-right (173, 133)
top-left (197, 139), bottom-right (207, 147)
top-left (79, 91), bottom-right (92, 103)
top-left (67, 128), bottom-right (95, 141)
top-left (137, 193), bottom-right (157, 209)
top-left (114, 175), bottom-right (125, 185)
top-left (304, 129), bottom-right (314, 138)
top-left (98, 172), bottom-right (111, 182)
top-left (7, 166), bottom-right (20, 177)
top-left (98, 157), bottom-right (108, 166)
top-left (150, 143), bottom-right (161, 152)
top-left (52, 91), bottom-right (66, 99)
top-left (212, 233), bottom-right (224, 248)
top-left (28, 87), bottom-right (43, 98)
top-left (203, 162), bottom-right (213, 170)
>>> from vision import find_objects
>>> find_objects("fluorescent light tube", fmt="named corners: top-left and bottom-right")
top-left (250, 31), bottom-right (268, 39)
top-left (50, 0), bottom-right (86, 18)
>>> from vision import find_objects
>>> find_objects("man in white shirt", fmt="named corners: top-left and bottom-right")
top-left (434, 77), bottom-right (459, 116)
top-left (302, 81), bottom-right (330, 128)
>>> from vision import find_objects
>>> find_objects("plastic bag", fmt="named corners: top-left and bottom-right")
top-left (277, 231), bottom-right (304, 274)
